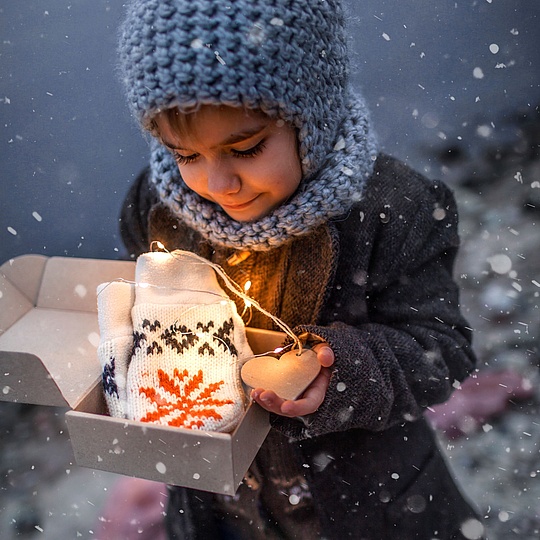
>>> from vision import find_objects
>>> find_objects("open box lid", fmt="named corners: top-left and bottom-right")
top-left (0, 254), bottom-right (288, 494)
top-left (0, 255), bottom-right (136, 408)
top-left (0, 255), bottom-right (286, 410)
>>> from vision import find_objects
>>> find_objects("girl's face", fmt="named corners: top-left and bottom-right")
top-left (154, 106), bottom-right (303, 222)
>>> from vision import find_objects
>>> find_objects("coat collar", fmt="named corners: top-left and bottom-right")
top-left (147, 203), bottom-right (340, 328)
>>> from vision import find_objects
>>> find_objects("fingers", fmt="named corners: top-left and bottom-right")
top-left (281, 368), bottom-right (332, 416)
top-left (312, 343), bottom-right (335, 368)
top-left (250, 388), bottom-right (286, 416)
top-left (250, 367), bottom-right (332, 418)
top-left (250, 342), bottom-right (335, 418)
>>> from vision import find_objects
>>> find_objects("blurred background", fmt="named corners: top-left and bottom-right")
top-left (1, 1), bottom-right (539, 538)
top-left (1, 0), bottom-right (538, 264)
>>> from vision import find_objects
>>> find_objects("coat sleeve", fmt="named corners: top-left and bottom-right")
top-left (271, 160), bottom-right (477, 440)
top-left (119, 167), bottom-right (159, 257)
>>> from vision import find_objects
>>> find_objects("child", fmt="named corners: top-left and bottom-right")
top-left (117, 0), bottom-right (485, 538)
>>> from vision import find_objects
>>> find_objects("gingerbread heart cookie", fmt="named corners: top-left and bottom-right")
top-left (241, 349), bottom-right (321, 400)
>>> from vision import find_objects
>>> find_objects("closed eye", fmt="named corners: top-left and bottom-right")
top-left (172, 151), bottom-right (199, 165)
top-left (230, 139), bottom-right (266, 158)
top-left (171, 139), bottom-right (266, 166)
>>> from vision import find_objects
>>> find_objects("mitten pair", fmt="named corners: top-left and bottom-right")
top-left (96, 251), bottom-right (253, 432)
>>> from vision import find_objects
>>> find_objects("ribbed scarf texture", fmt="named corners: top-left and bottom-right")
top-left (149, 94), bottom-right (378, 251)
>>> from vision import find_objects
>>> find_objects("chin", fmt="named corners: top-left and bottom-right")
top-left (223, 206), bottom-right (273, 223)
top-left (226, 212), bottom-right (262, 223)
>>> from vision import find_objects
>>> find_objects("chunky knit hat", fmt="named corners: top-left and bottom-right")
top-left (120, 0), bottom-right (352, 177)
top-left (118, 0), bottom-right (378, 250)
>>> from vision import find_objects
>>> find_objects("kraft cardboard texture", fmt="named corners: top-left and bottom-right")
top-left (0, 255), bottom-right (278, 495)
top-left (0, 256), bottom-right (136, 408)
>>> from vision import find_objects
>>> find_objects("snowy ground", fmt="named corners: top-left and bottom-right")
top-left (433, 104), bottom-right (540, 539)
top-left (0, 107), bottom-right (538, 539)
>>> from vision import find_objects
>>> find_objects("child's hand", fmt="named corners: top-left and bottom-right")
top-left (250, 343), bottom-right (334, 418)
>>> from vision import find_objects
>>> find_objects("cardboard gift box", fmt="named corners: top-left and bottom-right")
top-left (0, 255), bottom-right (282, 495)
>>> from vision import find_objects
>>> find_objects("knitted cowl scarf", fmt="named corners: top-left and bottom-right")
top-left (149, 94), bottom-right (377, 251)
top-left (118, 0), bottom-right (378, 250)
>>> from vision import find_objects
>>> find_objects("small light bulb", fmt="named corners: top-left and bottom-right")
top-left (244, 280), bottom-right (252, 292)
top-left (274, 347), bottom-right (284, 354)
top-left (156, 241), bottom-right (165, 250)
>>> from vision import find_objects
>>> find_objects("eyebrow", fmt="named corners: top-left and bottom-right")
top-left (161, 124), bottom-right (268, 151)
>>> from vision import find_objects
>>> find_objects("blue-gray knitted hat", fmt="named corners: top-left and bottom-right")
top-left (119, 0), bottom-right (353, 177)
top-left (118, 0), bottom-right (378, 250)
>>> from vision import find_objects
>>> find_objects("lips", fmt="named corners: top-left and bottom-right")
top-left (220, 195), bottom-right (260, 211)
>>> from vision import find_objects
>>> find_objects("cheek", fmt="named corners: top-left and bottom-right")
top-left (262, 145), bottom-right (302, 195)
top-left (253, 163), bottom-right (297, 197)
top-left (261, 172), bottom-right (301, 207)
top-left (276, 136), bottom-right (302, 193)
top-left (275, 159), bottom-right (302, 197)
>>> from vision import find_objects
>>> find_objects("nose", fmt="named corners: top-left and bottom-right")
top-left (206, 160), bottom-right (241, 196)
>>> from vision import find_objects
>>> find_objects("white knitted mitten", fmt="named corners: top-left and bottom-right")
top-left (96, 281), bottom-right (135, 419)
top-left (126, 251), bottom-right (252, 432)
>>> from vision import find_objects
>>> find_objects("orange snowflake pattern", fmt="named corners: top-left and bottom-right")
top-left (138, 368), bottom-right (233, 429)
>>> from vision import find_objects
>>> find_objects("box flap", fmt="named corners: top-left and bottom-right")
top-left (231, 399), bottom-right (271, 483)
top-left (66, 397), bottom-right (272, 495)
top-left (0, 308), bottom-right (101, 408)
top-left (38, 256), bottom-right (135, 312)
top-left (244, 326), bottom-right (286, 354)
top-left (0, 273), bottom-right (34, 336)
top-left (0, 255), bottom-right (136, 409)
top-left (0, 254), bottom-right (48, 304)
top-left (65, 410), bottom-right (238, 493)
top-left (1, 351), bottom-right (70, 407)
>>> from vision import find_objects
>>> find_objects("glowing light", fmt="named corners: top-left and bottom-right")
top-left (274, 347), bottom-right (284, 354)
top-left (156, 241), bottom-right (165, 250)
top-left (242, 281), bottom-right (253, 310)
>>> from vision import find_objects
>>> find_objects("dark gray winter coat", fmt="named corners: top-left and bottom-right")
top-left (120, 154), bottom-right (483, 539)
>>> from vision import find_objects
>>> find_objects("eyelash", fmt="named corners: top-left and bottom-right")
top-left (172, 140), bottom-right (266, 166)
top-left (172, 152), bottom-right (197, 166)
